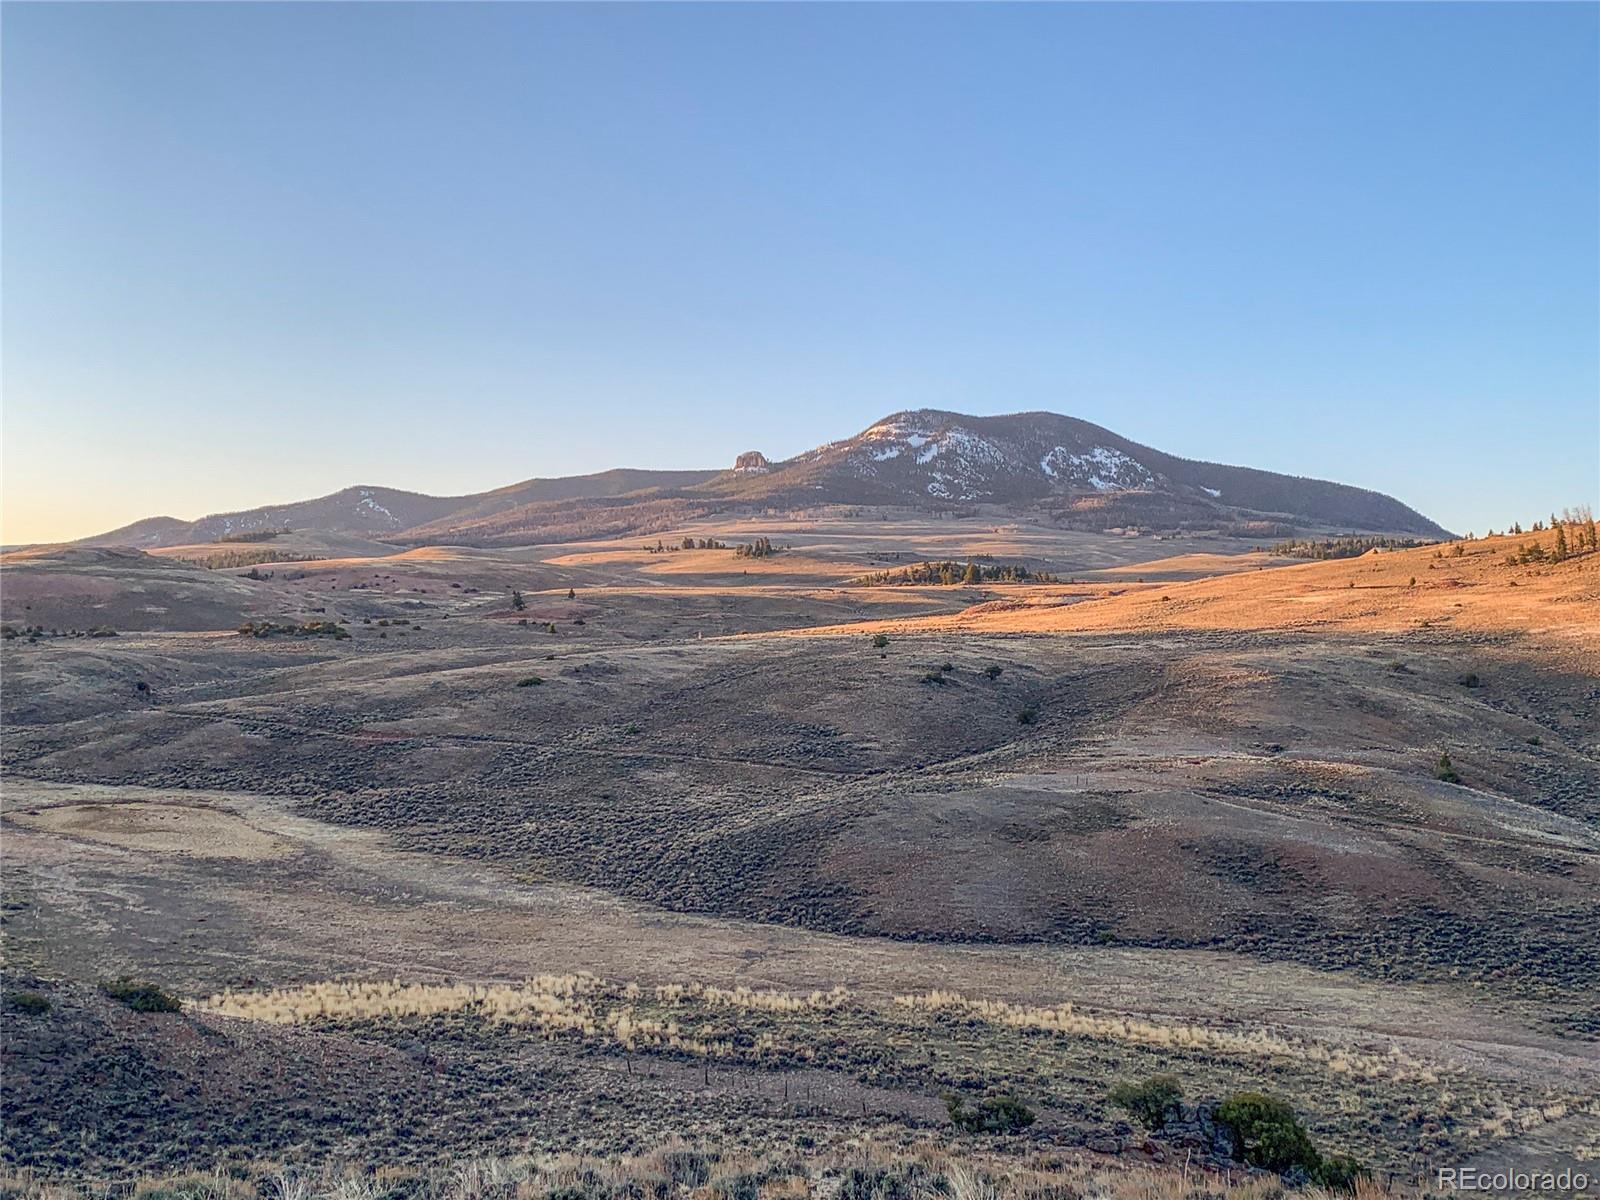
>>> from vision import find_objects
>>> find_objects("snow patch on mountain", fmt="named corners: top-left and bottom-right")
top-left (1040, 445), bottom-right (1154, 492)
top-left (357, 490), bottom-right (397, 523)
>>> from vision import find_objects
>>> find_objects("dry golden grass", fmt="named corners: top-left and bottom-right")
top-left (206, 974), bottom-right (1440, 1083)
top-left (0, 1140), bottom-right (1425, 1200)
top-left (776, 528), bottom-right (1600, 651)
top-left (202, 977), bottom-right (850, 1058)
top-left (891, 991), bottom-right (1429, 1083)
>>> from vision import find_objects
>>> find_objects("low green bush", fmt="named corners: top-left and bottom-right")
top-left (1107, 1074), bottom-right (1183, 1131)
top-left (103, 978), bottom-right (182, 1013)
top-left (5, 990), bottom-right (51, 1015)
top-left (1215, 1091), bottom-right (1365, 1191)
top-left (1434, 752), bottom-right (1461, 783)
top-left (945, 1092), bottom-right (1036, 1134)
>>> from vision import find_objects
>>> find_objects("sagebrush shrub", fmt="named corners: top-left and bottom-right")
top-left (1107, 1075), bottom-right (1183, 1130)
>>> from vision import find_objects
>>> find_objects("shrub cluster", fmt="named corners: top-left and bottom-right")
top-left (4, 991), bottom-right (52, 1016)
top-left (237, 620), bottom-right (350, 640)
top-left (944, 1093), bottom-right (1037, 1135)
top-left (1108, 1074), bottom-right (1183, 1131)
top-left (103, 979), bottom-right (183, 1013)
top-left (1216, 1092), bottom-right (1365, 1190)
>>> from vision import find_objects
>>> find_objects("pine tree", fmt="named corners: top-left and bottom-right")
top-left (1553, 523), bottom-right (1569, 562)
top-left (963, 561), bottom-right (981, 585)
top-left (511, 589), bottom-right (525, 611)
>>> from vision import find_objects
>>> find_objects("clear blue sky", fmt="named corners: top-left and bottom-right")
top-left (4, 2), bottom-right (1596, 543)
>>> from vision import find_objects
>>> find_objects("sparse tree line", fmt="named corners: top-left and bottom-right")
top-left (181, 549), bottom-right (326, 570)
top-left (1266, 535), bottom-right (1430, 560)
top-left (213, 528), bottom-right (290, 543)
top-left (1494, 506), bottom-right (1597, 566)
top-left (734, 536), bottom-right (780, 558)
top-left (853, 560), bottom-right (1055, 586)
top-left (637, 535), bottom-right (783, 558)
top-left (645, 537), bottom-right (730, 553)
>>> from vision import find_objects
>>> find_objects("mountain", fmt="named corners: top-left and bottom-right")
top-left (708, 410), bottom-right (1450, 536)
top-left (77, 410), bottom-right (1449, 548)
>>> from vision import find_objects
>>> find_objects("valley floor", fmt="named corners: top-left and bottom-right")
top-left (2, 513), bottom-right (1596, 1188)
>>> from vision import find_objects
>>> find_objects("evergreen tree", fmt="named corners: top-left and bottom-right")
top-left (963, 561), bottom-right (982, 585)
top-left (511, 589), bottom-right (525, 611)
top-left (1553, 523), bottom-right (1569, 562)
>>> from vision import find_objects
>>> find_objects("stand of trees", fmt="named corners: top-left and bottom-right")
top-left (214, 528), bottom-right (290, 543)
top-left (647, 537), bottom-right (731, 553)
top-left (1267, 536), bottom-right (1429, 560)
top-left (1504, 506), bottom-right (1597, 565)
top-left (853, 560), bottom-right (1054, 586)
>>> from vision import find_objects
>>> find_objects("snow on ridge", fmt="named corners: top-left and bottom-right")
top-left (357, 490), bottom-right (397, 522)
top-left (1202, 486), bottom-right (1221, 498)
top-left (856, 420), bottom-right (1154, 500)
top-left (1040, 445), bottom-right (1153, 492)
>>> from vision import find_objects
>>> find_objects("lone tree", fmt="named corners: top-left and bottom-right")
top-left (567, 588), bottom-right (576, 601)
top-left (511, 589), bottom-right (526, 611)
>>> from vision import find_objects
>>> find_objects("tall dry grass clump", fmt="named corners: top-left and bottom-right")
top-left (891, 990), bottom-right (1427, 1082)
top-left (203, 975), bottom-right (605, 1037)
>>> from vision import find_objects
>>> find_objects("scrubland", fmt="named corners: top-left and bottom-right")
top-left (3, 515), bottom-right (1596, 1189)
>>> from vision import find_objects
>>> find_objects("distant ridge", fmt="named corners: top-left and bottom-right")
top-left (80, 470), bottom-right (721, 548)
top-left (78, 410), bottom-right (1449, 548)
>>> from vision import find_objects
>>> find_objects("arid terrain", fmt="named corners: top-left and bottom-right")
top-left (3, 507), bottom-right (1597, 1192)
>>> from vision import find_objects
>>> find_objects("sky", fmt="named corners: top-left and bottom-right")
top-left (3, 2), bottom-right (1596, 544)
